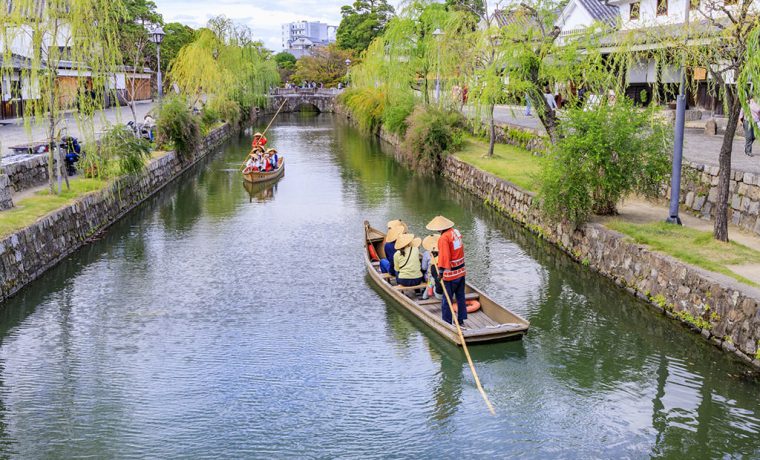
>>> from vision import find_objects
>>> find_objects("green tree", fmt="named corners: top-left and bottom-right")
top-left (274, 51), bottom-right (297, 82)
top-left (161, 23), bottom-right (196, 74)
top-left (291, 45), bottom-right (354, 87)
top-left (540, 98), bottom-right (672, 226)
top-left (336, 0), bottom-right (395, 52)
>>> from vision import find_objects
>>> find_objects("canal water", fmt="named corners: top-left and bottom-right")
top-left (1, 113), bottom-right (759, 458)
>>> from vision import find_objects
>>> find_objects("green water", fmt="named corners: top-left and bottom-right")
top-left (0, 113), bottom-right (758, 458)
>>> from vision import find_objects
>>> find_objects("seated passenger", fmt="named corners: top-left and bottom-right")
top-left (421, 234), bottom-right (443, 300)
top-left (381, 225), bottom-right (404, 276)
top-left (393, 233), bottom-right (424, 288)
top-left (267, 148), bottom-right (279, 170)
top-left (263, 153), bottom-right (273, 172)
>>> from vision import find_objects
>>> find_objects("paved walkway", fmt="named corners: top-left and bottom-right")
top-left (490, 105), bottom-right (760, 175)
top-left (0, 101), bottom-right (156, 159)
top-left (594, 197), bottom-right (760, 285)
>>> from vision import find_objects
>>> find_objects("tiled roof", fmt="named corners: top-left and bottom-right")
top-left (578, 0), bottom-right (619, 26)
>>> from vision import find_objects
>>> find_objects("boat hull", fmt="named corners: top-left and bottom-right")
top-left (243, 158), bottom-right (285, 184)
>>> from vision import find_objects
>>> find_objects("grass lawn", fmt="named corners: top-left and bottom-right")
top-left (454, 137), bottom-right (542, 192)
top-left (0, 178), bottom-right (107, 238)
top-left (606, 220), bottom-right (760, 287)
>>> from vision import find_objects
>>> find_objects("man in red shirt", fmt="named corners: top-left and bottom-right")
top-left (251, 132), bottom-right (267, 149)
top-left (426, 215), bottom-right (467, 326)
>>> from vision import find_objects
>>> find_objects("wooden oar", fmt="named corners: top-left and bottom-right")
top-left (434, 261), bottom-right (496, 416)
top-left (240, 99), bottom-right (287, 170)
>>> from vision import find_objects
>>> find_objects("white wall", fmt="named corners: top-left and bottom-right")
top-left (616, 0), bottom-right (689, 29)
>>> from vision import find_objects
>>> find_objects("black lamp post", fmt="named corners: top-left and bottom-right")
top-left (149, 26), bottom-right (165, 102)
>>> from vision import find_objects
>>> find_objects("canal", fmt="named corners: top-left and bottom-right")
top-left (1, 113), bottom-right (759, 458)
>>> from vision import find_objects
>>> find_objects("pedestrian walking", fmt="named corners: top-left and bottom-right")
top-left (740, 98), bottom-right (760, 157)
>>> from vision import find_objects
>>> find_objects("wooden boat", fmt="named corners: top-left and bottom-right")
top-left (242, 158), bottom-right (285, 184)
top-left (364, 221), bottom-right (530, 345)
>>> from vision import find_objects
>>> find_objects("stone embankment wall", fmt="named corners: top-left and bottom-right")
top-left (0, 175), bottom-right (12, 210)
top-left (0, 123), bottom-right (234, 303)
top-left (676, 161), bottom-right (760, 236)
top-left (442, 155), bottom-right (760, 367)
top-left (4, 154), bottom-right (50, 192)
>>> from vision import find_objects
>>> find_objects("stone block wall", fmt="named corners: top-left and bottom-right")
top-left (0, 123), bottom-right (234, 303)
top-left (3, 154), bottom-right (50, 192)
top-left (676, 161), bottom-right (760, 236)
top-left (441, 154), bottom-right (760, 366)
top-left (0, 175), bottom-right (12, 210)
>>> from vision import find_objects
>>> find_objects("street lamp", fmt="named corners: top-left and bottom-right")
top-left (149, 26), bottom-right (165, 103)
top-left (432, 28), bottom-right (443, 105)
top-left (345, 58), bottom-right (351, 86)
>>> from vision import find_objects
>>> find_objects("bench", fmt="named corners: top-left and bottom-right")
top-left (394, 283), bottom-right (428, 291)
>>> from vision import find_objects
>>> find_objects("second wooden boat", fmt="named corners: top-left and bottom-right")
top-left (364, 221), bottom-right (530, 345)
top-left (242, 158), bottom-right (285, 184)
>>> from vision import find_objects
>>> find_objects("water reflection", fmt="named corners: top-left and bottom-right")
top-left (243, 180), bottom-right (279, 203)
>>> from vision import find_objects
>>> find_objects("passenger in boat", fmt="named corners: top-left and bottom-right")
top-left (393, 233), bottom-right (424, 288)
top-left (421, 234), bottom-right (443, 300)
top-left (263, 152), bottom-right (273, 172)
top-left (381, 225), bottom-right (404, 276)
top-left (426, 215), bottom-right (467, 326)
top-left (268, 148), bottom-right (279, 170)
top-left (251, 132), bottom-right (268, 149)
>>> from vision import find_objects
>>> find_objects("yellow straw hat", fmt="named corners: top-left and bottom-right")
top-left (254, 132), bottom-right (263, 137)
top-left (267, 148), bottom-right (278, 154)
top-left (422, 234), bottom-right (440, 252)
top-left (394, 233), bottom-right (415, 250)
top-left (412, 237), bottom-right (422, 249)
top-left (386, 219), bottom-right (409, 233)
top-left (385, 225), bottom-right (404, 243)
top-left (426, 215), bottom-right (455, 232)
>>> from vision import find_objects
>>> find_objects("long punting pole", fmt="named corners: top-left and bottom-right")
top-left (240, 99), bottom-right (288, 170)
top-left (434, 261), bottom-right (496, 416)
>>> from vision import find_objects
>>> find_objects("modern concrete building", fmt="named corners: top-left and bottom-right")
top-left (281, 20), bottom-right (337, 57)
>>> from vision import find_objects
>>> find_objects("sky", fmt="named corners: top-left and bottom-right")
top-left (155, 0), bottom-right (347, 51)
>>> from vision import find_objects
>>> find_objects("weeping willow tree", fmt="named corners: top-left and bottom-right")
top-left (1, 0), bottom-right (126, 193)
top-left (347, 1), bottom-right (472, 133)
top-left (169, 15), bottom-right (279, 116)
top-left (598, 0), bottom-right (760, 241)
top-left (464, 0), bottom-right (614, 153)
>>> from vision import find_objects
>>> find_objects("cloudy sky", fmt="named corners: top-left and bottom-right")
top-left (155, 0), bottom-right (347, 51)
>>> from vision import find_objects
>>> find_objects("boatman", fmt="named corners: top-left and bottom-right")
top-left (251, 132), bottom-right (267, 150)
top-left (426, 215), bottom-right (467, 327)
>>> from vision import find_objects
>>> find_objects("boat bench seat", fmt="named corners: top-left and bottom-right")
top-left (394, 283), bottom-right (428, 291)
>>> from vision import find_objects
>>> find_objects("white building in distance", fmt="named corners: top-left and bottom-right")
top-left (281, 21), bottom-right (337, 58)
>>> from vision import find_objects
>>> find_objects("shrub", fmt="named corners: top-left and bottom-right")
top-left (208, 97), bottom-right (241, 126)
top-left (157, 97), bottom-right (201, 160)
top-left (339, 87), bottom-right (385, 133)
top-left (382, 94), bottom-right (415, 135)
top-left (403, 106), bottom-right (465, 172)
top-left (540, 98), bottom-right (672, 226)
top-left (97, 125), bottom-right (152, 176)
top-left (200, 106), bottom-right (220, 130)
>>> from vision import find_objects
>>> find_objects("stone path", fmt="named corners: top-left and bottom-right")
top-left (594, 197), bottom-right (760, 285)
top-left (489, 104), bottom-right (760, 175)
top-left (0, 101), bottom-right (156, 159)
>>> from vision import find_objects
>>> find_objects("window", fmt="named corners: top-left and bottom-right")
top-left (630, 1), bottom-right (640, 19)
top-left (690, 0), bottom-right (699, 10)
top-left (725, 0), bottom-right (737, 5)
top-left (657, 0), bottom-right (668, 16)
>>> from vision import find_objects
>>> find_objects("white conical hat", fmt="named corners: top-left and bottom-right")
top-left (426, 215), bottom-right (455, 232)
top-left (394, 233), bottom-right (415, 250)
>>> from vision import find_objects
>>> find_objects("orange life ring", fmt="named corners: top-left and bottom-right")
top-left (453, 299), bottom-right (481, 313)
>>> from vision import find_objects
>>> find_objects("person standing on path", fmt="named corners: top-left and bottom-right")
top-left (740, 98), bottom-right (760, 157)
top-left (426, 215), bottom-right (467, 327)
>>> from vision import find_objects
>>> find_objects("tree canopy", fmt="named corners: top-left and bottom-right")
top-left (291, 45), bottom-right (353, 87)
top-left (161, 23), bottom-right (196, 74)
top-left (336, 0), bottom-right (395, 52)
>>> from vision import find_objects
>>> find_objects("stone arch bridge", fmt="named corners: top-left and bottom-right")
top-left (265, 88), bottom-right (341, 114)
